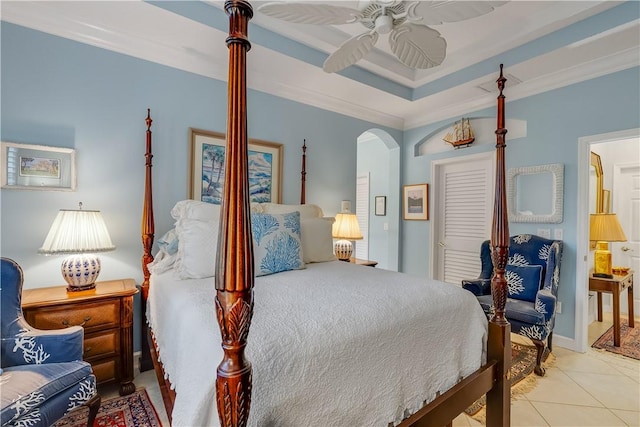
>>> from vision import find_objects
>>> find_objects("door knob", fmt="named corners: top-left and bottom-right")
top-left (621, 246), bottom-right (632, 252)
top-left (438, 241), bottom-right (446, 247)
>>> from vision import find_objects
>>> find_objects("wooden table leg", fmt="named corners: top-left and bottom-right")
top-left (597, 292), bottom-right (603, 322)
top-left (613, 286), bottom-right (621, 347)
top-left (629, 284), bottom-right (635, 328)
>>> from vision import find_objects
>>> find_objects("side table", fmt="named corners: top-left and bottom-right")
top-left (350, 258), bottom-right (378, 267)
top-left (589, 271), bottom-right (634, 347)
top-left (22, 279), bottom-right (138, 395)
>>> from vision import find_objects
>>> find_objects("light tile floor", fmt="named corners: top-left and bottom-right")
top-left (453, 313), bottom-right (640, 427)
top-left (113, 313), bottom-right (639, 426)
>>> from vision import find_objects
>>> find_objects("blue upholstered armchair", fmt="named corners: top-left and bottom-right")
top-left (1, 258), bottom-right (100, 427)
top-left (462, 235), bottom-right (563, 376)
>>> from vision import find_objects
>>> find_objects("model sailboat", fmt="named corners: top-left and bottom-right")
top-left (443, 118), bottom-right (475, 148)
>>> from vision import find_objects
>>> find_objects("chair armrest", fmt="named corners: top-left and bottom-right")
top-left (2, 325), bottom-right (84, 366)
top-left (462, 278), bottom-right (492, 296)
top-left (535, 289), bottom-right (557, 322)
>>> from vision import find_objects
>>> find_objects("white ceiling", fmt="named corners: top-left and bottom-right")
top-left (2, 1), bottom-right (638, 130)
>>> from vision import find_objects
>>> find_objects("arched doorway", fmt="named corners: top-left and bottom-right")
top-left (356, 129), bottom-right (400, 271)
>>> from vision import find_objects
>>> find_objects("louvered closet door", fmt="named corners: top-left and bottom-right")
top-left (355, 174), bottom-right (370, 260)
top-left (434, 154), bottom-right (493, 285)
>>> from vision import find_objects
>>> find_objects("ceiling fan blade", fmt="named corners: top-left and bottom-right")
top-left (257, 2), bottom-right (361, 25)
top-left (408, 1), bottom-right (507, 25)
top-left (323, 32), bottom-right (379, 73)
top-left (389, 24), bottom-right (446, 69)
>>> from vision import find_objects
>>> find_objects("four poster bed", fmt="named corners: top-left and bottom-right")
top-left (139, 1), bottom-right (512, 426)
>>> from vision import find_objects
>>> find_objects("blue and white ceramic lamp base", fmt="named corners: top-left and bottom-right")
top-left (334, 240), bottom-right (353, 261)
top-left (61, 254), bottom-right (101, 292)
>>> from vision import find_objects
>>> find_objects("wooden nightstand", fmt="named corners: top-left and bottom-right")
top-left (350, 258), bottom-right (378, 267)
top-left (22, 279), bottom-right (138, 395)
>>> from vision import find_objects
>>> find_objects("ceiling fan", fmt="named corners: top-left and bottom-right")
top-left (258, 1), bottom-right (507, 73)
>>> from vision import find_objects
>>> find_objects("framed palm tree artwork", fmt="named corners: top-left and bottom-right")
top-left (189, 128), bottom-right (282, 205)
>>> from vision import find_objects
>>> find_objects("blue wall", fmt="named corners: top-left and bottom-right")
top-left (0, 23), bottom-right (401, 351)
top-left (401, 67), bottom-right (640, 339)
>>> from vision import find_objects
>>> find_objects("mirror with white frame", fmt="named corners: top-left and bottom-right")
top-left (507, 163), bottom-right (564, 223)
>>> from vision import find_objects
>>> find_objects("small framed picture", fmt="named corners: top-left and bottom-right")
top-left (403, 184), bottom-right (429, 220)
top-left (1, 142), bottom-right (76, 191)
top-left (374, 196), bottom-right (386, 216)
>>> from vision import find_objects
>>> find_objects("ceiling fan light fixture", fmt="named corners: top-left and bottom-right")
top-left (259, 1), bottom-right (506, 71)
top-left (374, 15), bottom-right (393, 34)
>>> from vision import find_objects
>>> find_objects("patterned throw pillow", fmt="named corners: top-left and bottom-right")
top-left (252, 212), bottom-right (305, 276)
top-left (505, 264), bottom-right (543, 302)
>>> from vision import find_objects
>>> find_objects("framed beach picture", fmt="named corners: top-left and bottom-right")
top-left (1, 142), bottom-right (76, 191)
top-left (189, 128), bottom-right (283, 205)
top-left (403, 184), bottom-right (428, 220)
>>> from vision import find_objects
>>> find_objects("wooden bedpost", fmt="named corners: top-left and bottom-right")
top-left (215, 2), bottom-right (255, 427)
top-left (486, 64), bottom-right (511, 426)
top-left (300, 139), bottom-right (307, 204)
top-left (140, 108), bottom-right (155, 373)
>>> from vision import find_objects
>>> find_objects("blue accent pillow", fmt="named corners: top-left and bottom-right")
top-left (505, 264), bottom-right (543, 302)
top-left (251, 212), bottom-right (305, 277)
top-left (157, 228), bottom-right (179, 255)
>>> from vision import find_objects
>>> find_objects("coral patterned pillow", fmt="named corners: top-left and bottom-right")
top-left (251, 212), bottom-right (305, 277)
top-left (505, 264), bottom-right (543, 302)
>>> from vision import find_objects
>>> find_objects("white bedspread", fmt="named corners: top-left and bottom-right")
top-left (147, 261), bottom-right (488, 427)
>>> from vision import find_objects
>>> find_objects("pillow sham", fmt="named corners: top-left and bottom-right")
top-left (251, 212), bottom-right (305, 276)
top-left (260, 203), bottom-right (323, 219)
top-left (171, 199), bottom-right (263, 221)
top-left (505, 264), bottom-right (543, 302)
top-left (171, 200), bottom-right (220, 221)
top-left (174, 218), bottom-right (218, 279)
top-left (300, 217), bottom-right (336, 263)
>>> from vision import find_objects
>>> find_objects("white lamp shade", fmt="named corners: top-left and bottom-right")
top-left (39, 208), bottom-right (115, 291)
top-left (39, 209), bottom-right (115, 254)
top-left (332, 213), bottom-right (363, 240)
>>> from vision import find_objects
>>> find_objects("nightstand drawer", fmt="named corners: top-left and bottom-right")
top-left (22, 279), bottom-right (138, 395)
top-left (84, 329), bottom-right (120, 360)
top-left (91, 357), bottom-right (119, 384)
top-left (25, 300), bottom-right (120, 332)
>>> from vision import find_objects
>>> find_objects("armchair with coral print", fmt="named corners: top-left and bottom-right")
top-left (462, 234), bottom-right (563, 376)
top-left (1, 257), bottom-right (100, 427)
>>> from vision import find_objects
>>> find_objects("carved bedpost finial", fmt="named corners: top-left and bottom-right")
top-left (146, 108), bottom-right (152, 131)
top-left (497, 64), bottom-right (506, 96)
top-left (301, 139), bottom-right (307, 204)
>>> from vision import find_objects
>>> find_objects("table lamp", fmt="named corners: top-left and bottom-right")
top-left (332, 212), bottom-right (363, 261)
top-left (39, 203), bottom-right (115, 292)
top-left (589, 213), bottom-right (627, 278)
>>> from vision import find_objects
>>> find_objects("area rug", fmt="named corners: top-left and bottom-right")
top-left (465, 342), bottom-right (554, 422)
top-left (592, 319), bottom-right (640, 360)
top-left (54, 388), bottom-right (162, 427)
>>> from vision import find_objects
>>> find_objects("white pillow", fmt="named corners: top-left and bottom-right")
top-left (174, 219), bottom-right (218, 279)
top-left (301, 218), bottom-right (336, 263)
top-left (171, 199), bottom-right (262, 221)
top-left (171, 200), bottom-right (220, 221)
top-left (252, 212), bottom-right (305, 276)
top-left (261, 203), bottom-right (323, 219)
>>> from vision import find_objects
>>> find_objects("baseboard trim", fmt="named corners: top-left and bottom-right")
top-left (553, 334), bottom-right (580, 352)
